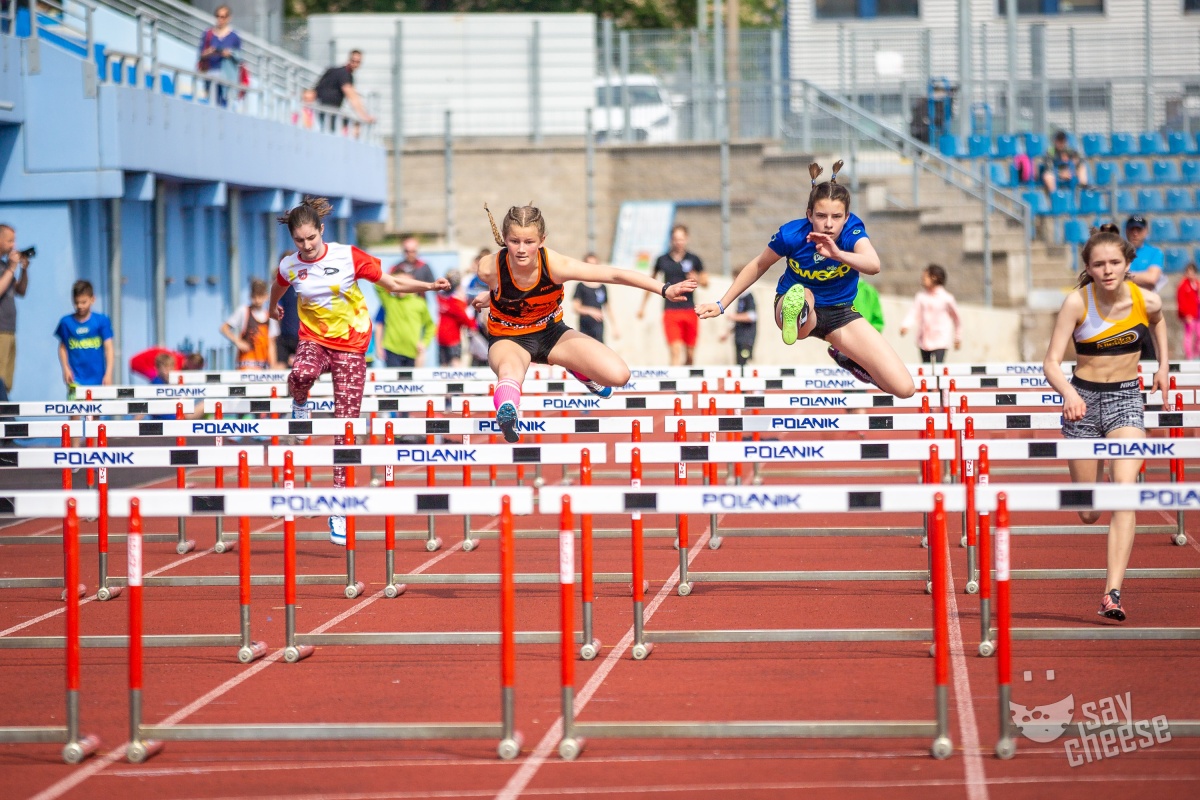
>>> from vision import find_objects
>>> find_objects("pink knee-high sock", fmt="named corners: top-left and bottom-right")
top-left (494, 378), bottom-right (522, 411)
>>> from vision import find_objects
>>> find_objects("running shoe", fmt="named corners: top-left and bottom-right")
top-left (1098, 589), bottom-right (1125, 621)
top-left (779, 285), bottom-right (809, 345)
top-left (828, 346), bottom-right (877, 388)
top-left (291, 402), bottom-right (310, 420)
top-left (496, 401), bottom-right (520, 444)
top-left (328, 515), bottom-right (347, 547)
top-left (569, 370), bottom-right (614, 399)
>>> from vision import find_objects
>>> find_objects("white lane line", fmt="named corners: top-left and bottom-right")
top-left (494, 522), bottom-right (715, 800)
top-left (944, 531), bottom-right (988, 800)
top-left (29, 524), bottom-right (483, 800)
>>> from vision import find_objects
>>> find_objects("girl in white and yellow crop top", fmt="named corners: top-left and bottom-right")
top-left (1043, 225), bottom-right (1168, 623)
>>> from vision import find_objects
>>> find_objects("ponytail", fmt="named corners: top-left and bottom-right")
top-left (278, 196), bottom-right (332, 233)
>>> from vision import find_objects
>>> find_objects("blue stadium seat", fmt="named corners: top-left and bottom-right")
top-left (1024, 133), bottom-right (1046, 158)
top-left (1182, 160), bottom-right (1200, 183)
top-left (1093, 161), bottom-right (1115, 186)
top-left (1110, 133), bottom-right (1136, 156)
top-left (1151, 218), bottom-right (1179, 242)
top-left (1081, 133), bottom-right (1107, 158)
top-left (994, 135), bottom-right (1019, 158)
top-left (1137, 188), bottom-right (1164, 212)
top-left (1022, 191), bottom-right (1052, 216)
top-left (1165, 247), bottom-right (1191, 273)
top-left (1078, 189), bottom-right (1109, 215)
top-left (1153, 160), bottom-right (1182, 184)
top-left (1117, 190), bottom-right (1138, 214)
top-left (1049, 189), bottom-right (1077, 215)
top-left (939, 134), bottom-right (964, 158)
top-left (1180, 218), bottom-right (1200, 243)
top-left (968, 135), bottom-right (991, 158)
top-left (1062, 218), bottom-right (1090, 245)
top-left (989, 162), bottom-right (1012, 187)
top-left (160, 74), bottom-right (175, 96)
top-left (1124, 160), bottom-right (1151, 184)
top-left (1166, 188), bottom-right (1194, 212)
top-left (1138, 132), bottom-right (1167, 156)
top-left (1168, 131), bottom-right (1192, 155)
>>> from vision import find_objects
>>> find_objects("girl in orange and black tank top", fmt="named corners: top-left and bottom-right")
top-left (1043, 224), bottom-right (1169, 623)
top-left (474, 204), bottom-right (699, 444)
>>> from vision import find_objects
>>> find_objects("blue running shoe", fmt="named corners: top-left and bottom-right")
top-left (496, 402), bottom-right (520, 443)
top-left (780, 285), bottom-right (809, 345)
top-left (291, 402), bottom-right (310, 420)
top-left (328, 515), bottom-right (347, 547)
top-left (569, 370), bottom-right (613, 399)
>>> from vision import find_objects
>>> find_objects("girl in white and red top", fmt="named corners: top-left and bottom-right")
top-left (900, 263), bottom-right (962, 364)
top-left (269, 197), bottom-right (449, 545)
top-left (1176, 262), bottom-right (1200, 360)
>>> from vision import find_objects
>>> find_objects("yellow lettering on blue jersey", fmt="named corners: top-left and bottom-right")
top-left (788, 259), bottom-right (851, 281)
top-left (68, 337), bottom-right (104, 350)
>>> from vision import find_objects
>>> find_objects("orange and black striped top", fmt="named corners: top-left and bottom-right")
top-left (486, 248), bottom-right (565, 337)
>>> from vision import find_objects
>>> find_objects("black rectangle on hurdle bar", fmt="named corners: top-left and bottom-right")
top-left (661, 380), bottom-right (677, 391)
top-left (1029, 442), bottom-right (1059, 459)
top-left (513, 447), bottom-right (542, 463)
top-left (971, 366), bottom-right (986, 374)
top-left (0, 404), bottom-right (18, 415)
top-left (745, 397), bottom-right (765, 408)
top-left (718, 418), bottom-right (745, 431)
top-left (230, 386), bottom-right (247, 397)
top-left (131, 403), bottom-right (149, 414)
top-left (549, 382), bottom-right (565, 392)
top-left (333, 449), bottom-right (362, 465)
top-left (2, 424), bottom-right (28, 437)
top-left (982, 378), bottom-right (999, 388)
top-left (997, 394), bottom-right (1017, 406)
top-left (1059, 489), bottom-right (1094, 509)
top-left (250, 401), bottom-right (272, 413)
top-left (170, 450), bottom-right (199, 466)
top-left (425, 420), bottom-right (450, 434)
top-left (869, 416), bottom-right (894, 430)
top-left (0, 452), bottom-right (17, 467)
top-left (780, 368), bottom-right (796, 377)
top-left (379, 400), bottom-right (400, 411)
top-left (871, 396), bottom-right (896, 407)
top-left (1005, 415), bottom-right (1032, 429)
top-left (117, 388), bottom-right (134, 398)
top-left (1160, 412), bottom-right (1184, 427)
top-left (625, 398), bottom-right (647, 409)
top-left (416, 494), bottom-right (450, 512)
top-left (573, 419), bottom-right (600, 433)
top-left (139, 422), bottom-right (164, 436)
top-left (848, 491), bottom-right (882, 509)
top-left (624, 492), bottom-right (658, 512)
top-left (860, 443), bottom-right (890, 460)
top-left (447, 383), bottom-right (464, 394)
top-left (205, 373), bottom-right (221, 383)
top-left (191, 495), bottom-right (225, 514)
top-left (288, 420), bottom-right (313, 435)
top-left (690, 368), bottom-right (706, 377)
top-left (0, 497), bottom-right (14, 514)
top-left (681, 445), bottom-right (709, 462)
top-left (766, 379), bottom-right (783, 390)
top-left (397, 371), bottom-right (413, 380)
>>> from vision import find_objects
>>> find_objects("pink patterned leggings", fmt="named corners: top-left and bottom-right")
top-left (288, 340), bottom-right (366, 488)
top-left (1184, 319), bottom-right (1200, 361)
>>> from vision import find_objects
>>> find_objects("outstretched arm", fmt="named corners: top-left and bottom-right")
top-left (377, 271), bottom-right (450, 295)
top-left (696, 246), bottom-right (782, 319)
top-left (548, 250), bottom-right (696, 302)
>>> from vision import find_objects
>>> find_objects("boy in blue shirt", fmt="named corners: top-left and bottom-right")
top-left (54, 280), bottom-right (113, 398)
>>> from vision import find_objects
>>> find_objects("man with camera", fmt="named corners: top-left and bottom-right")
top-left (0, 224), bottom-right (32, 400)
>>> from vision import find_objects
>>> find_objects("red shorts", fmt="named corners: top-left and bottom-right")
top-left (663, 308), bottom-right (699, 347)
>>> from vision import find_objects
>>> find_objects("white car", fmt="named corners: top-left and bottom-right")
top-left (592, 75), bottom-right (679, 143)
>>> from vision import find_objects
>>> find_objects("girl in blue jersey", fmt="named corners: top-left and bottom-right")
top-left (697, 161), bottom-right (915, 398)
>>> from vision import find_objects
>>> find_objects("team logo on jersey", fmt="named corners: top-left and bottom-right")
top-left (852, 228), bottom-right (862, 234)
top-left (1096, 331), bottom-right (1138, 349)
top-left (297, 268), bottom-right (308, 280)
top-left (813, 254), bottom-right (826, 263)
top-left (323, 267), bottom-right (339, 276)
top-left (789, 260), bottom-right (851, 281)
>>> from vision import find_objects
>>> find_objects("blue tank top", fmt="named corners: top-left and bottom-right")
top-left (769, 213), bottom-right (869, 307)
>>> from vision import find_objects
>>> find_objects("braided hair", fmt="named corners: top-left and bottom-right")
top-left (484, 203), bottom-right (546, 247)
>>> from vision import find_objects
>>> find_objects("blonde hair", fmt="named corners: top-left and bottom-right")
top-left (484, 203), bottom-right (546, 248)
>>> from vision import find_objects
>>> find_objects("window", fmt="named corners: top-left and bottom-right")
top-left (1186, 0), bottom-right (1200, 12)
top-left (815, 0), bottom-right (919, 20)
top-left (996, 0), bottom-right (1103, 14)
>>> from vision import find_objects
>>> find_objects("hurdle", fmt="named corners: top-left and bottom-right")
top-left (0, 399), bottom-right (198, 418)
top-left (0, 497), bottom-right (100, 764)
top-left (119, 488), bottom-right (525, 763)
top-left (987, 490), bottom-right (1200, 759)
top-left (540, 486), bottom-right (959, 760)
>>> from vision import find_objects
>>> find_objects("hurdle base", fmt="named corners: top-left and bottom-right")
top-left (62, 734), bottom-right (100, 764)
top-left (344, 581), bottom-right (366, 599)
top-left (214, 538), bottom-right (236, 554)
top-left (96, 584), bottom-right (122, 601)
top-left (631, 642), bottom-right (654, 660)
top-left (175, 539), bottom-right (196, 555)
top-left (558, 735), bottom-right (586, 760)
top-left (497, 732), bottom-right (523, 760)
top-left (60, 584), bottom-right (87, 601)
top-left (283, 644), bottom-right (315, 663)
top-left (580, 638), bottom-right (601, 661)
top-left (237, 641), bottom-right (269, 664)
top-left (384, 582), bottom-right (408, 598)
top-left (126, 739), bottom-right (164, 763)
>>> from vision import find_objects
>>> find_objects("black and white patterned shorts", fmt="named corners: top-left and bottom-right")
top-left (1062, 378), bottom-right (1145, 439)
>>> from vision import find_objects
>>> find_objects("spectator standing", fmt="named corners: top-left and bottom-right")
top-left (374, 285), bottom-right (434, 368)
top-left (436, 271), bottom-right (473, 367)
top-left (719, 292), bottom-right (757, 366)
top-left (198, 5), bottom-right (241, 108)
top-left (314, 49), bottom-right (375, 124)
top-left (854, 279), bottom-right (885, 333)
top-left (572, 254), bottom-right (617, 344)
top-left (900, 264), bottom-right (962, 365)
top-left (294, 88), bottom-right (317, 130)
top-left (54, 280), bottom-right (113, 397)
top-left (221, 278), bottom-right (280, 370)
top-left (0, 224), bottom-right (30, 399)
top-left (638, 225), bottom-right (709, 365)
top-left (1177, 262), bottom-right (1200, 360)
top-left (1041, 130), bottom-right (1089, 193)
top-left (1125, 216), bottom-right (1167, 293)
top-left (465, 248), bottom-right (492, 366)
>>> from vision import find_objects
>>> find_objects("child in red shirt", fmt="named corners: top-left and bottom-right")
top-left (436, 271), bottom-right (473, 367)
top-left (1177, 262), bottom-right (1200, 359)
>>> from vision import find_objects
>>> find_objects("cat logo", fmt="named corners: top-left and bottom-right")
top-left (1096, 331), bottom-right (1138, 349)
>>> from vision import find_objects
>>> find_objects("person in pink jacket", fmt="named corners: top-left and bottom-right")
top-left (900, 264), bottom-right (961, 364)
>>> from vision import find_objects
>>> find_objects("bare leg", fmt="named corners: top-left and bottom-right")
top-left (1104, 427), bottom-right (1145, 593)
top-left (1067, 458), bottom-right (1103, 524)
top-left (488, 339), bottom-right (532, 386)
top-left (824, 318), bottom-right (916, 398)
top-left (547, 329), bottom-right (631, 387)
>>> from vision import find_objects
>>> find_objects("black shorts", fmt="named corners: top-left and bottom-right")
top-left (773, 296), bottom-right (862, 341)
top-left (490, 320), bottom-right (572, 364)
top-left (439, 343), bottom-right (462, 365)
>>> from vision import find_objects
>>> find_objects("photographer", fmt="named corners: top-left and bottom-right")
top-left (0, 224), bottom-right (31, 400)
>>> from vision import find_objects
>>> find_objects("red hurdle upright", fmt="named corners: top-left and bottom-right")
top-left (993, 492), bottom-right (1016, 759)
top-left (976, 446), bottom-right (995, 656)
top-left (461, 401), bottom-right (478, 550)
top-left (674, 418), bottom-right (693, 595)
top-left (578, 449), bottom-right (601, 660)
top-left (95, 424), bottom-right (120, 601)
top-left (382, 421), bottom-right (406, 598)
top-left (424, 400), bottom-right (442, 551)
top-left (628, 447), bottom-right (653, 661)
top-left (173, 402), bottom-right (196, 554)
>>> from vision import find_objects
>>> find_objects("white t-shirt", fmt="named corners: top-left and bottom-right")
top-left (224, 306), bottom-right (280, 339)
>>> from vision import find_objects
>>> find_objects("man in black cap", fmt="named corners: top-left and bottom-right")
top-left (1125, 216), bottom-right (1166, 293)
